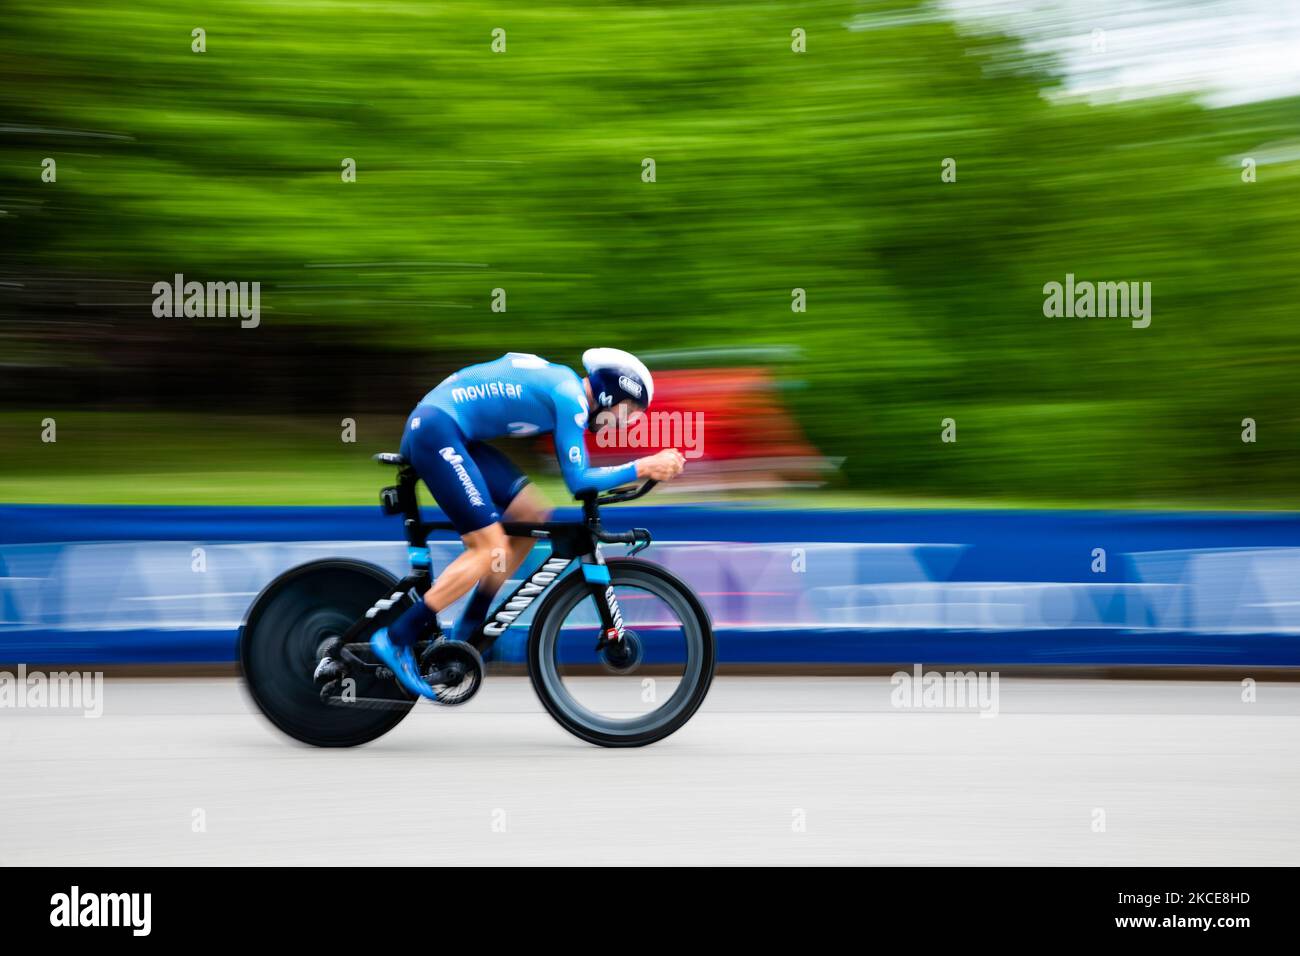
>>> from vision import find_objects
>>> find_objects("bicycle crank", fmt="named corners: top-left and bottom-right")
top-left (419, 639), bottom-right (484, 706)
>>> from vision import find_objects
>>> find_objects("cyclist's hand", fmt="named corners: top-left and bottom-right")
top-left (636, 448), bottom-right (686, 481)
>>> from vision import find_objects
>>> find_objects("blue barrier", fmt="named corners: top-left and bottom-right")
top-left (2, 504), bottom-right (1298, 666)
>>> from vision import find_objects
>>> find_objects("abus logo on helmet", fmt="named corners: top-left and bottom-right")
top-left (617, 375), bottom-right (643, 400)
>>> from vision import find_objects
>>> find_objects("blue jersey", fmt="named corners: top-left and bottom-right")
top-left (420, 353), bottom-right (639, 494)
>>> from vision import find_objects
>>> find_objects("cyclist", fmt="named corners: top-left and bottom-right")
top-left (371, 349), bottom-right (686, 698)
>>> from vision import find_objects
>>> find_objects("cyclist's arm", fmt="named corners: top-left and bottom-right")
top-left (552, 387), bottom-right (639, 494)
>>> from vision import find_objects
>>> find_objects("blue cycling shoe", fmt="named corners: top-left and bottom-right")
top-left (370, 628), bottom-right (439, 700)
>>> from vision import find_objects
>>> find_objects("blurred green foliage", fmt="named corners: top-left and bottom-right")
top-left (2, 0), bottom-right (1297, 505)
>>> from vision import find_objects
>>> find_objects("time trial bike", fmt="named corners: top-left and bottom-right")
top-left (240, 452), bottom-right (715, 748)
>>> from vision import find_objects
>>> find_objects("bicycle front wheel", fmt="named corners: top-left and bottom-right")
top-left (526, 558), bottom-right (715, 747)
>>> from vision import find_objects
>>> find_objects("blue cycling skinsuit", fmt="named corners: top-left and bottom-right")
top-left (400, 352), bottom-right (639, 534)
top-left (369, 352), bottom-right (643, 698)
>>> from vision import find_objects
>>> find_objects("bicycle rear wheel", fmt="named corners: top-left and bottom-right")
top-left (526, 558), bottom-right (715, 747)
top-left (240, 559), bottom-right (415, 747)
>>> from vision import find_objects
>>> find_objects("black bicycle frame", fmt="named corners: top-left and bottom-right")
top-left (353, 459), bottom-right (653, 656)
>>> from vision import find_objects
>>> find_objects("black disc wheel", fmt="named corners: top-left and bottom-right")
top-left (240, 559), bottom-right (415, 747)
top-left (527, 559), bottom-right (715, 748)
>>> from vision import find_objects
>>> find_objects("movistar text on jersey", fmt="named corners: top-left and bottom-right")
top-left (450, 381), bottom-right (524, 402)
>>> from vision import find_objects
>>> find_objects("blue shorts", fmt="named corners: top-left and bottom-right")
top-left (399, 406), bottom-right (530, 535)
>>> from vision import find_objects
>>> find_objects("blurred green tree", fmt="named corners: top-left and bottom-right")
top-left (1, 0), bottom-right (1296, 504)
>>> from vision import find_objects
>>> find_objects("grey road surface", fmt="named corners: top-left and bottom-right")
top-left (2, 676), bottom-right (1297, 865)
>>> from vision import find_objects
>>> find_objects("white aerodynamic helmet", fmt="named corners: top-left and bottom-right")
top-left (582, 347), bottom-right (655, 409)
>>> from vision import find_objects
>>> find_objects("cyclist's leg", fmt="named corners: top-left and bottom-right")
top-left (392, 409), bottom-right (508, 643)
top-left (374, 410), bottom-right (509, 697)
top-left (499, 482), bottom-right (552, 572)
top-left (449, 442), bottom-right (552, 642)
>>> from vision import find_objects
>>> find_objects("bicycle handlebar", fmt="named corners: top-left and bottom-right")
top-left (593, 525), bottom-right (653, 557)
top-left (578, 480), bottom-right (657, 554)
top-left (594, 479), bottom-right (658, 505)
top-left (594, 527), bottom-right (647, 544)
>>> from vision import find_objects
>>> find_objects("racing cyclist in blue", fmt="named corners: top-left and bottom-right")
top-left (371, 349), bottom-right (686, 699)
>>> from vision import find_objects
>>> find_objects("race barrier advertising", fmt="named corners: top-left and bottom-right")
top-left (2, 505), bottom-right (1298, 666)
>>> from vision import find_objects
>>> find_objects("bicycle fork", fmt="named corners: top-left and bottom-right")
top-left (583, 553), bottom-right (627, 651)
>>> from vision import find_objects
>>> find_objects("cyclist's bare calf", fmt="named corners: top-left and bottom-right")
top-left (484, 484), bottom-right (551, 595)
